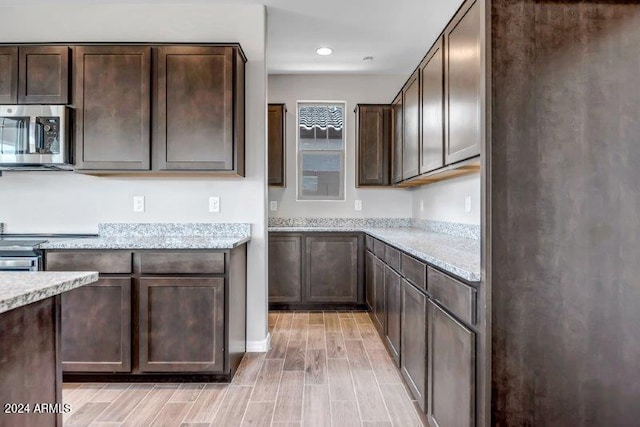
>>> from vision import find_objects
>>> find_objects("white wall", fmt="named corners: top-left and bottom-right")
top-left (411, 173), bottom-right (481, 224)
top-left (0, 3), bottom-right (269, 345)
top-left (268, 74), bottom-right (413, 218)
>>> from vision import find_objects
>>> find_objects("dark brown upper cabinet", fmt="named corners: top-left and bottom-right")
top-left (392, 93), bottom-right (403, 184)
top-left (445, 0), bottom-right (481, 164)
top-left (74, 46), bottom-right (151, 171)
top-left (355, 104), bottom-right (392, 187)
top-left (18, 46), bottom-right (69, 104)
top-left (402, 70), bottom-right (420, 180)
top-left (268, 103), bottom-right (287, 186)
top-left (153, 46), bottom-right (245, 175)
top-left (0, 47), bottom-right (18, 104)
top-left (420, 37), bottom-right (445, 174)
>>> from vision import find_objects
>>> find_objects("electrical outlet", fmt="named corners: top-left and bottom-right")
top-left (133, 196), bottom-right (145, 213)
top-left (420, 200), bottom-right (424, 212)
top-left (464, 195), bottom-right (472, 213)
top-left (354, 200), bottom-right (363, 211)
top-left (209, 196), bottom-right (220, 213)
top-left (270, 201), bottom-right (278, 211)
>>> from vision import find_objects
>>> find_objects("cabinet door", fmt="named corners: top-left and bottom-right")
top-left (61, 278), bottom-right (132, 372)
top-left (356, 104), bottom-right (391, 186)
top-left (420, 37), bottom-right (445, 174)
top-left (401, 279), bottom-right (427, 411)
top-left (305, 235), bottom-right (359, 303)
top-left (139, 277), bottom-right (225, 373)
top-left (268, 103), bottom-right (286, 186)
top-left (365, 251), bottom-right (375, 310)
top-left (372, 256), bottom-right (386, 334)
top-left (269, 234), bottom-right (303, 303)
top-left (0, 46), bottom-right (18, 104)
top-left (445, 0), bottom-right (481, 164)
top-left (154, 46), bottom-right (238, 171)
top-left (402, 71), bottom-right (420, 179)
top-left (392, 93), bottom-right (403, 184)
top-left (18, 46), bottom-right (69, 104)
top-left (385, 265), bottom-right (401, 366)
top-left (428, 301), bottom-right (476, 427)
top-left (74, 46), bottom-right (151, 170)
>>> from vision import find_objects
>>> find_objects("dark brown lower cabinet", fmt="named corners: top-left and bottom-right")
top-left (372, 256), bottom-right (386, 334)
top-left (268, 234), bottom-right (303, 303)
top-left (305, 235), bottom-right (359, 302)
top-left (365, 250), bottom-right (375, 310)
top-left (427, 300), bottom-right (476, 427)
top-left (400, 279), bottom-right (427, 412)
top-left (384, 265), bottom-right (401, 366)
top-left (61, 278), bottom-right (132, 372)
top-left (139, 277), bottom-right (225, 373)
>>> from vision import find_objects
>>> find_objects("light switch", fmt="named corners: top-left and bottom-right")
top-left (209, 196), bottom-right (220, 213)
top-left (420, 200), bottom-right (424, 212)
top-left (270, 201), bottom-right (278, 211)
top-left (133, 196), bottom-right (145, 213)
top-left (355, 200), bottom-right (363, 211)
top-left (464, 195), bottom-right (472, 213)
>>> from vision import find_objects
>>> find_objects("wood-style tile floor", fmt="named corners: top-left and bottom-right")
top-left (62, 311), bottom-right (427, 426)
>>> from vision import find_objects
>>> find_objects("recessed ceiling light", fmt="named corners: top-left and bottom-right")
top-left (316, 47), bottom-right (333, 56)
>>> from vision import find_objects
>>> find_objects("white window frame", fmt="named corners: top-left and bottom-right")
top-left (296, 100), bottom-right (347, 202)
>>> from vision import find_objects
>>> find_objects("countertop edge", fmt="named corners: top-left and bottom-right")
top-left (39, 236), bottom-right (251, 250)
top-left (0, 272), bottom-right (99, 315)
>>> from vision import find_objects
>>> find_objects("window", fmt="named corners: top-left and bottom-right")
top-left (297, 102), bottom-right (346, 200)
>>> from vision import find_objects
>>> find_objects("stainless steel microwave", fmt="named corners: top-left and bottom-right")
top-left (0, 105), bottom-right (72, 170)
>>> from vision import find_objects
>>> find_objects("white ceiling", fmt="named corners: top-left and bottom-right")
top-left (0, 0), bottom-right (463, 75)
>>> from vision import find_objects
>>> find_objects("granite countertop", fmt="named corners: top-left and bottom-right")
top-left (38, 222), bottom-right (252, 250)
top-left (40, 235), bottom-right (251, 250)
top-left (0, 271), bottom-right (99, 314)
top-left (269, 225), bottom-right (481, 282)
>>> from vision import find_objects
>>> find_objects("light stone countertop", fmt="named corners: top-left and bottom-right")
top-left (0, 271), bottom-right (99, 314)
top-left (269, 226), bottom-right (481, 283)
top-left (39, 235), bottom-right (251, 250)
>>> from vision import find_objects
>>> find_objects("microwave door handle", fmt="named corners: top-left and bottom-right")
top-left (35, 120), bottom-right (44, 153)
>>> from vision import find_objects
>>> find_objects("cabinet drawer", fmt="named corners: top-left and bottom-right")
top-left (365, 235), bottom-right (374, 251)
top-left (428, 267), bottom-right (476, 325)
top-left (46, 251), bottom-right (132, 274)
top-left (384, 245), bottom-right (401, 271)
top-left (137, 252), bottom-right (225, 275)
top-left (373, 239), bottom-right (386, 259)
top-left (401, 253), bottom-right (426, 291)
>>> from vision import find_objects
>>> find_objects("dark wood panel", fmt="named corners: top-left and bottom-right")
top-left (74, 45), bottom-right (151, 170)
top-left (491, 1), bottom-right (640, 425)
top-left (420, 36), bottom-right (445, 174)
top-left (0, 297), bottom-right (61, 426)
top-left (392, 92), bottom-right (403, 184)
top-left (428, 267), bottom-right (475, 325)
top-left (365, 235), bottom-right (374, 252)
top-left (428, 300), bottom-right (475, 427)
top-left (154, 46), bottom-right (237, 171)
top-left (268, 103), bottom-right (286, 186)
top-left (402, 71), bottom-right (420, 180)
top-left (365, 250), bottom-right (375, 311)
top-left (384, 245), bottom-right (401, 272)
top-left (445, 0), bottom-right (481, 164)
top-left (373, 238), bottom-right (385, 259)
top-left (18, 46), bottom-right (69, 104)
top-left (400, 279), bottom-right (427, 411)
top-left (136, 252), bottom-right (225, 275)
top-left (61, 278), bottom-right (132, 372)
top-left (269, 234), bottom-right (303, 303)
top-left (400, 253), bottom-right (427, 291)
top-left (139, 277), bottom-right (225, 373)
top-left (384, 265), bottom-right (401, 366)
top-left (0, 46), bottom-right (18, 104)
top-left (372, 256), bottom-right (386, 334)
top-left (305, 235), bottom-right (359, 303)
top-left (355, 104), bottom-right (392, 186)
top-left (46, 251), bottom-right (132, 274)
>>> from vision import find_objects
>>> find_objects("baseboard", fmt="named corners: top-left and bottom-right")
top-left (246, 332), bottom-right (271, 352)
